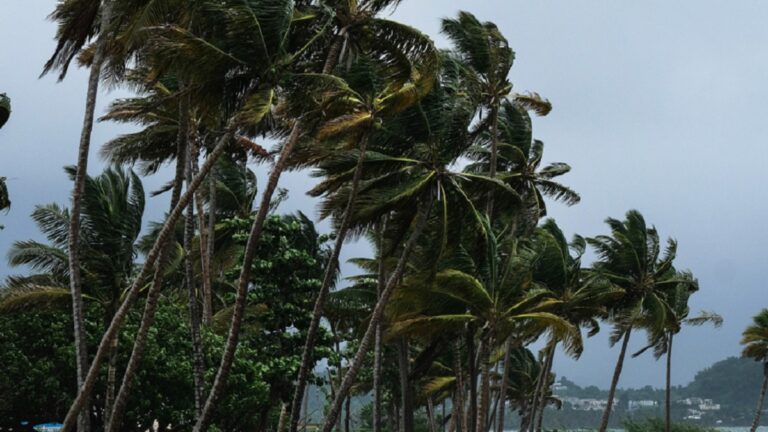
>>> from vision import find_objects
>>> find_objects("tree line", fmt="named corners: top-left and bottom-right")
top-left (3, 1), bottom-right (767, 432)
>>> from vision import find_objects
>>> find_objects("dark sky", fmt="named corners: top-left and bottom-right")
top-left (1, 1), bottom-right (765, 389)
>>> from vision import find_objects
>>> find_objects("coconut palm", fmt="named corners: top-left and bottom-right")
top-left (2, 165), bottom-right (144, 423)
top-left (466, 101), bottom-right (578, 235)
top-left (588, 210), bottom-right (682, 432)
top-left (441, 12), bottom-right (551, 218)
top-left (523, 220), bottom-right (620, 432)
top-left (741, 309), bottom-right (768, 432)
top-left (286, 44), bottom-right (438, 432)
top-left (44, 2), bottom-right (117, 428)
top-left (388, 217), bottom-right (577, 432)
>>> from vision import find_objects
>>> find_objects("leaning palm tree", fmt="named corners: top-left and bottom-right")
top-left (632, 272), bottom-right (722, 432)
top-left (44, 2), bottom-right (118, 427)
top-left (524, 220), bottom-right (620, 432)
top-left (389, 217), bottom-right (578, 432)
top-left (286, 44), bottom-right (437, 432)
top-left (742, 309), bottom-right (768, 432)
top-left (588, 210), bottom-right (682, 432)
top-left (2, 165), bottom-right (144, 421)
top-left (442, 11), bottom-right (551, 217)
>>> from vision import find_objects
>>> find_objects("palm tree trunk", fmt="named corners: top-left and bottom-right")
top-left (598, 327), bottom-right (632, 432)
top-left (476, 339), bottom-right (490, 432)
top-left (194, 120), bottom-right (309, 432)
top-left (467, 326), bottom-right (477, 432)
top-left (373, 219), bottom-right (387, 432)
top-left (106, 99), bottom-right (191, 432)
top-left (66, 3), bottom-right (113, 431)
top-left (61, 128), bottom-right (233, 432)
top-left (427, 398), bottom-right (437, 432)
top-left (288, 136), bottom-right (368, 432)
top-left (665, 333), bottom-right (673, 432)
top-left (399, 338), bottom-right (414, 432)
top-left (204, 162), bottom-right (217, 324)
top-left (193, 138), bottom-right (213, 326)
top-left (345, 395), bottom-right (352, 432)
top-left (104, 335), bottom-right (118, 427)
top-left (486, 102), bottom-right (500, 216)
top-left (534, 345), bottom-right (555, 432)
top-left (185, 139), bottom-right (207, 418)
top-left (277, 403), bottom-right (288, 432)
top-left (527, 347), bottom-right (548, 432)
top-left (519, 403), bottom-right (532, 432)
top-left (495, 338), bottom-right (512, 432)
top-left (751, 364), bottom-right (768, 432)
top-left (320, 197), bottom-right (433, 432)
top-left (453, 340), bottom-right (466, 432)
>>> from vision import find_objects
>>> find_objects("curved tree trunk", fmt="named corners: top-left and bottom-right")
top-left (475, 339), bottom-right (490, 432)
top-left (495, 338), bottom-right (513, 432)
top-left (105, 90), bottom-right (192, 432)
top-left (534, 345), bottom-right (555, 432)
top-left (61, 129), bottom-right (233, 432)
top-left (665, 333), bottom-right (673, 432)
top-left (320, 198), bottom-right (433, 432)
top-left (373, 219), bottom-right (387, 432)
top-left (751, 365), bottom-right (768, 432)
top-left (66, 2), bottom-right (113, 431)
top-left (288, 136), bottom-right (368, 432)
top-left (193, 121), bottom-right (305, 432)
top-left (285, 32), bottom-right (346, 432)
top-left (453, 340), bottom-right (466, 432)
top-left (527, 346), bottom-right (548, 432)
top-left (277, 403), bottom-right (288, 432)
top-left (345, 395), bottom-right (352, 432)
top-left (598, 327), bottom-right (632, 432)
top-left (193, 140), bottom-right (214, 326)
top-left (467, 326), bottom-right (477, 432)
top-left (186, 139), bottom-right (207, 417)
top-left (399, 338), bottom-right (415, 432)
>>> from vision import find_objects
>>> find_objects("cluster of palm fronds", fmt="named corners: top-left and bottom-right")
top-left (0, 1), bottom-right (724, 432)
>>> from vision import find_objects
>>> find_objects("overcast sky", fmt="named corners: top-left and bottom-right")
top-left (1, 1), bottom-right (766, 390)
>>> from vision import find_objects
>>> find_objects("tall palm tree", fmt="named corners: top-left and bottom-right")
top-left (44, 2), bottom-right (117, 429)
top-left (630, 272), bottom-right (721, 432)
top-left (524, 220), bottom-right (620, 432)
top-left (3, 165), bottom-right (144, 423)
top-left (389, 219), bottom-right (577, 432)
top-left (318, 69), bottom-right (526, 431)
top-left (441, 12), bottom-right (551, 218)
top-left (286, 42), bottom-right (437, 432)
top-left (741, 309), bottom-right (768, 432)
top-left (588, 210), bottom-right (681, 432)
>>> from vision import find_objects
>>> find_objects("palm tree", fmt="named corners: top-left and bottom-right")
top-left (524, 220), bottom-right (621, 432)
top-left (44, 2), bottom-right (117, 429)
top-left (631, 272), bottom-right (721, 432)
top-left (588, 210), bottom-right (681, 432)
top-left (441, 12), bottom-right (551, 217)
top-left (3, 165), bottom-right (144, 423)
top-left (466, 101), bottom-right (578, 235)
top-left (741, 309), bottom-right (768, 432)
top-left (318, 67), bottom-right (527, 431)
top-left (389, 218), bottom-right (577, 432)
top-left (286, 43), bottom-right (438, 432)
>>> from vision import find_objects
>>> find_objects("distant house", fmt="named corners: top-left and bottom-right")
top-left (563, 396), bottom-right (608, 411)
top-left (628, 400), bottom-right (658, 411)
